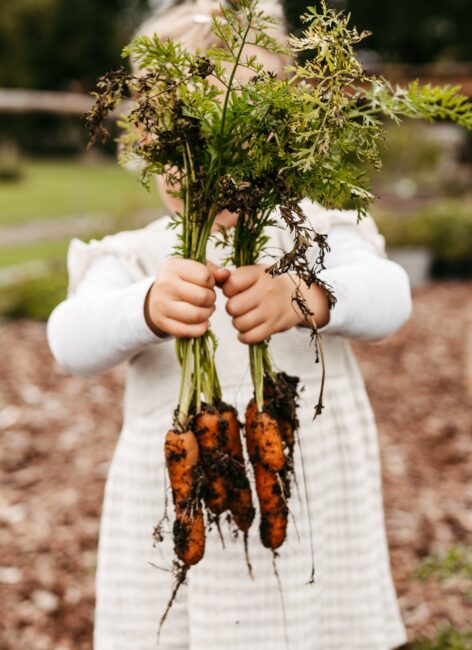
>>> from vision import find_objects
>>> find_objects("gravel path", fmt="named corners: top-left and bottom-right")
top-left (0, 209), bottom-right (159, 248)
top-left (0, 215), bottom-right (107, 247)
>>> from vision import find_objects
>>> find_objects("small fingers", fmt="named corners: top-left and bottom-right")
top-left (238, 324), bottom-right (270, 345)
top-left (225, 286), bottom-right (260, 318)
top-left (232, 308), bottom-right (265, 334)
top-left (159, 317), bottom-right (210, 339)
top-left (167, 301), bottom-right (215, 325)
top-left (207, 261), bottom-right (231, 287)
top-left (214, 267), bottom-right (231, 287)
top-left (175, 259), bottom-right (215, 288)
top-left (175, 281), bottom-right (216, 308)
top-left (222, 267), bottom-right (260, 298)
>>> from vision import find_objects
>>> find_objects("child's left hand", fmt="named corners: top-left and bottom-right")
top-left (222, 265), bottom-right (329, 344)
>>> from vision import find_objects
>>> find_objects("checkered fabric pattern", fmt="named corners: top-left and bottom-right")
top-left (68, 208), bottom-right (407, 650)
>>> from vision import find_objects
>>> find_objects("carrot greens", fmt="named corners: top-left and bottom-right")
top-left (86, 0), bottom-right (472, 421)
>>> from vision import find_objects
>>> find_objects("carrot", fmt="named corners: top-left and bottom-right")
top-left (173, 507), bottom-right (205, 566)
top-left (228, 482), bottom-right (255, 533)
top-left (165, 429), bottom-right (199, 511)
top-left (194, 406), bottom-right (228, 515)
top-left (245, 395), bottom-right (290, 549)
top-left (218, 403), bottom-right (243, 460)
top-left (219, 403), bottom-right (255, 533)
top-left (247, 409), bottom-right (285, 472)
top-left (254, 462), bottom-right (288, 549)
top-left (165, 429), bottom-right (205, 565)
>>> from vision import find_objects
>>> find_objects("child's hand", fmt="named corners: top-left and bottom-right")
top-left (222, 265), bottom-right (299, 344)
top-left (145, 259), bottom-right (229, 338)
top-left (222, 265), bottom-right (329, 344)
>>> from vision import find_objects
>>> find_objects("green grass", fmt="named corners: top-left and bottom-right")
top-left (0, 158), bottom-right (165, 320)
top-left (0, 158), bottom-right (163, 226)
top-left (0, 239), bottom-right (70, 268)
top-left (411, 628), bottom-right (472, 650)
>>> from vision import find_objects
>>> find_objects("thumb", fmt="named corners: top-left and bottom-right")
top-left (207, 262), bottom-right (230, 287)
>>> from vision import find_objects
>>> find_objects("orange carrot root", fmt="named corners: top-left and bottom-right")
top-left (165, 429), bottom-right (205, 565)
top-left (245, 393), bottom-right (290, 550)
top-left (229, 485), bottom-right (255, 533)
top-left (254, 463), bottom-right (288, 549)
top-left (194, 406), bottom-right (228, 515)
top-left (219, 404), bottom-right (243, 459)
top-left (251, 411), bottom-right (285, 472)
top-left (173, 507), bottom-right (206, 565)
top-left (244, 398), bottom-right (258, 461)
top-left (165, 429), bottom-right (200, 511)
top-left (219, 403), bottom-right (255, 533)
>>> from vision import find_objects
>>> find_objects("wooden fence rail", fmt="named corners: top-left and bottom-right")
top-left (0, 89), bottom-right (94, 115)
top-left (0, 88), bottom-right (131, 116)
top-left (0, 64), bottom-right (471, 115)
top-left (367, 63), bottom-right (472, 96)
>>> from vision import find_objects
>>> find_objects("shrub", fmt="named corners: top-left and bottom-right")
top-left (0, 267), bottom-right (67, 321)
top-left (0, 140), bottom-right (22, 182)
top-left (375, 202), bottom-right (472, 277)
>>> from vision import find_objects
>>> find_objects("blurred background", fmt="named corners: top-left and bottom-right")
top-left (0, 1), bottom-right (471, 649)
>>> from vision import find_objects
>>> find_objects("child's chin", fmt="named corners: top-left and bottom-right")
top-left (213, 210), bottom-right (238, 230)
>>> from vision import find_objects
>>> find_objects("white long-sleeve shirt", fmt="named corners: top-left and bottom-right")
top-left (47, 207), bottom-right (412, 378)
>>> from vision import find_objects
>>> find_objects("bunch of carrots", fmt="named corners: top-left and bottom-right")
top-left (224, 202), bottom-right (307, 555)
top-left (165, 399), bottom-right (255, 565)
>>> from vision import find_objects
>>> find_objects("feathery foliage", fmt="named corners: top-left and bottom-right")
top-left (86, 0), bottom-right (472, 421)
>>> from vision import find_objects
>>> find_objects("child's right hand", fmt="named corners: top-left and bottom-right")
top-left (144, 258), bottom-right (228, 338)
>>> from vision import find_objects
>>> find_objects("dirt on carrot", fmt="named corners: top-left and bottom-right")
top-left (194, 405), bottom-right (229, 516)
top-left (218, 403), bottom-right (255, 533)
top-left (172, 508), bottom-right (206, 566)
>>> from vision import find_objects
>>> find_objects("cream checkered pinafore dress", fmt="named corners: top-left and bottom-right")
top-left (68, 201), bottom-right (407, 650)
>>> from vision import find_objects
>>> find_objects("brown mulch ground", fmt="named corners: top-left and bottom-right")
top-left (0, 282), bottom-right (471, 650)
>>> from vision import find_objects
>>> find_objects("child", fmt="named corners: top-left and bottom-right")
top-left (47, 2), bottom-right (412, 648)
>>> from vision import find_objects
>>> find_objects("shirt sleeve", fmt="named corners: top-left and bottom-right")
top-left (47, 254), bottom-right (164, 378)
top-left (317, 225), bottom-right (412, 341)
